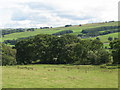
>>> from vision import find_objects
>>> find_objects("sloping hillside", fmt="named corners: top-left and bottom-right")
top-left (1, 21), bottom-right (119, 44)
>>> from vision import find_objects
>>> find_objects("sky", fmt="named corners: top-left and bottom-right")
top-left (0, 0), bottom-right (119, 28)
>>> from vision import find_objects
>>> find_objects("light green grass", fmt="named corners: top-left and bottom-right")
top-left (2, 64), bottom-right (118, 88)
top-left (88, 32), bottom-right (119, 43)
top-left (103, 43), bottom-right (110, 48)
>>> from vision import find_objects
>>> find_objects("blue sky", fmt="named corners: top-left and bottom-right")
top-left (0, 0), bottom-right (119, 28)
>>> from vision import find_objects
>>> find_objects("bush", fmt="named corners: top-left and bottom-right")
top-left (65, 25), bottom-right (72, 27)
top-left (87, 50), bottom-right (110, 65)
top-left (2, 54), bottom-right (16, 65)
top-left (1, 44), bottom-right (16, 65)
top-left (110, 39), bottom-right (120, 64)
top-left (108, 37), bottom-right (113, 41)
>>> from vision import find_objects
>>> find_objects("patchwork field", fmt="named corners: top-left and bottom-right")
top-left (1, 21), bottom-right (119, 43)
top-left (2, 64), bottom-right (119, 88)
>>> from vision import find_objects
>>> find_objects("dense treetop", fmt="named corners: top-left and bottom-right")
top-left (15, 34), bottom-right (110, 65)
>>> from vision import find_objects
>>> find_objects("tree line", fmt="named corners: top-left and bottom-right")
top-left (2, 34), bottom-right (120, 65)
top-left (15, 34), bottom-right (118, 65)
top-left (2, 28), bottom-right (35, 36)
top-left (52, 30), bottom-right (73, 36)
top-left (3, 36), bottom-right (33, 45)
top-left (78, 26), bottom-right (120, 37)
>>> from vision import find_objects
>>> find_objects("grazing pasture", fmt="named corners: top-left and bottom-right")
top-left (89, 32), bottom-right (119, 43)
top-left (1, 21), bottom-right (118, 43)
top-left (2, 64), bottom-right (118, 88)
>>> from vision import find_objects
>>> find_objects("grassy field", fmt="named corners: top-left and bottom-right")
top-left (2, 64), bottom-right (119, 88)
top-left (88, 32), bottom-right (119, 43)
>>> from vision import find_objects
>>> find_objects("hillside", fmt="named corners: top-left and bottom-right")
top-left (1, 21), bottom-right (119, 45)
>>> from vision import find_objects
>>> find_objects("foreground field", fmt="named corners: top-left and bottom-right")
top-left (2, 64), bottom-right (118, 88)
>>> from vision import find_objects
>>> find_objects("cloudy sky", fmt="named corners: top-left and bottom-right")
top-left (0, 0), bottom-right (119, 28)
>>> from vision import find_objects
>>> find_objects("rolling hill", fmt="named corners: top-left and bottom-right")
top-left (1, 21), bottom-right (119, 46)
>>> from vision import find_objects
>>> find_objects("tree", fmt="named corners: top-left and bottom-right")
top-left (65, 25), bottom-right (72, 27)
top-left (108, 37), bottom-right (113, 41)
top-left (52, 30), bottom-right (73, 36)
top-left (90, 39), bottom-right (103, 51)
top-left (15, 34), bottom-right (79, 64)
top-left (110, 39), bottom-right (120, 64)
top-left (87, 50), bottom-right (110, 65)
top-left (15, 34), bottom-right (50, 64)
top-left (96, 37), bottom-right (100, 41)
top-left (73, 43), bottom-right (88, 64)
top-left (114, 38), bottom-right (118, 40)
top-left (1, 44), bottom-right (16, 65)
top-left (77, 34), bottom-right (83, 37)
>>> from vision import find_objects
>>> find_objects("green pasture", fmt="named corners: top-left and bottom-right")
top-left (2, 64), bottom-right (119, 88)
top-left (88, 32), bottom-right (119, 43)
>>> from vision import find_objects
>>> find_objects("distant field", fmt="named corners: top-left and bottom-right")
top-left (88, 32), bottom-right (119, 43)
top-left (1, 21), bottom-right (119, 43)
top-left (2, 64), bottom-right (118, 88)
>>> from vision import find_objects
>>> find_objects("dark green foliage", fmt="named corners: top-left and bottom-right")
top-left (52, 30), bottom-right (73, 36)
top-left (81, 26), bottom-right (120, 34)
top-left (4, 40), bottom-right (16, 45)
top-left (65, 25), bottom-right (72, 27)
top-left (72, 40), bottom-right (107, 65)
top-left (1, 44), bottom-right (16, 65)
top-left (86, 50), bottom-right (110, 65)
top-left (80, 26), bottom-right (120, 38)
top-left (90, 39), bottom-right (103, 50)
top-left (40, 27), bottom-right (49, 29)
top-left (26, 28), bottom-right (34, 31)
top-left (96, 37), bottom-right (100, 40)
top-left (2, 28), bottom-right (35, 36)
top-left (110, 39), bottom-right (120, 64)
top-left (114, 38), bottom-right (118, 40)
top-left (2, 29), bottom-right (25, 36)
top-left (15, 34), bottom-right (110, 65)
top-left (108, 37), bottom-right (113, 41)
top-left (77, 34), bottom-right (83, 37)
top-left (3, 36), bottom-right (34, 45)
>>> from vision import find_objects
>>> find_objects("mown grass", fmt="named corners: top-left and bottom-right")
top-left (2, 64), bottom-right (118, 88)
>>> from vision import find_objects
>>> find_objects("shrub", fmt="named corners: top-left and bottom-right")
top-left (1, 44), bottom-right (16, 65)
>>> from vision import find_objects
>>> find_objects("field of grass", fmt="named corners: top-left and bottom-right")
top-left (2, 64), bottom-right (119, 88)
top-left (1, 21), bottom-right (118, 43)
top-left (89, 32), bottom-right (119, 43)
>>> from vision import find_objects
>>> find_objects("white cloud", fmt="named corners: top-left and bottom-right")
top-left (0, 0), bottom-right (119, 28)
